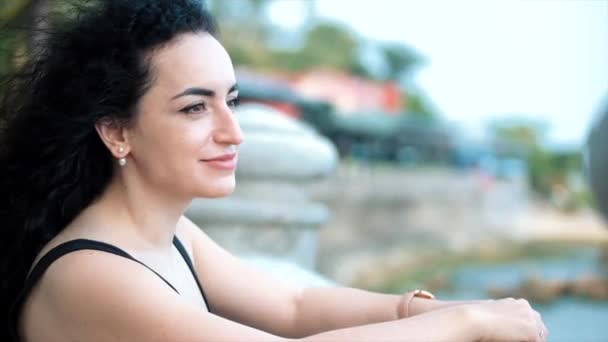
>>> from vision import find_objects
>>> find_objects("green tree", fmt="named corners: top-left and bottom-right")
top-left (1, 0), bottom-right (30, 76)
top-left (1, 0), bottom-right (32, 24)
top-left (487, 116), bottom-right (586, 205)
top-left (210, 0), bottom-right (273, 67)
top-left (488, 117), bottom-right (548, 192)
top-left (489, 117), bottom-right (547, 149)
top-left (265, 21), bottom-right (358, 73)
top-left (379, 42), bottom-right (423, 82)
top-left (301, 23), bottom-right (357, 69)
top-left (1, 0), bottom-right (51, 76)
top-left (403, 88), bottom-right (440, 122)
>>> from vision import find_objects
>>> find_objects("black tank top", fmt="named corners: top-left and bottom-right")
top-left (9, 236), bottom-right (211, 340)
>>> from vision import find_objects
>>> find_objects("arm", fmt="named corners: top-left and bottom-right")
top-left (291, 287), bottom-right (482, 335)
top-left (407, 297), bottom-right (485, 317)
top-left (39, 247), bottom-right (481, 341)
top-left (305, 299), bottom-right (547, 342)
top-left (292, 289), bottom-right (544, 342)
top-left (292, 287), bottom-right (401, 336)
top-left (36, 249), bottom-right (288, 342)
top-left (180, 217), bottom-right (476, 337)
top-left (178, 217), bottom-right (543, 341)
top-left (303, 305), bottom-right (478, 342)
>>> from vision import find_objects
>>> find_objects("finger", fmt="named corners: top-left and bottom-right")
top-left (517, 298), bottom-right (532, 309)
top-left (536, 317), bottom-right (548, 342)
top-left (527, 313), bottom-right (543, 342)
top-left (533, 311), bottom-right (548, 338)
top-left (534, 327), bottom-right (547, 342)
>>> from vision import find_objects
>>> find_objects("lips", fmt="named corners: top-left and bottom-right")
top-left (200, 153), bottom-right (237, 170)
top-left (201, 152), bottom-right (236, 162)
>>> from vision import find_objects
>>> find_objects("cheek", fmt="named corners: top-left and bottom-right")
top-left (155, 117), bottom-right (212, 155)
top-left (159, 126), bottom-right (210, 174)
top-left (174, 122), bottom-right (215, 165)
top-left (130, 115), bottom-right (233, 196)
top-left (132, 121), bottom-right (207, 174)
top-left (156, 124), bottom-right (214, 181)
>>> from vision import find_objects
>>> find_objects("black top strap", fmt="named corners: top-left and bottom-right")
top-left (9, 237), bottom-right (211, 341)
top-left (172, 236), bottom-right (211, 311)
top-left (27, 239), bottom-right (180, 294)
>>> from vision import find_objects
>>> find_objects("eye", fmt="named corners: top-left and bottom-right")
top-left (227, 97), bottom-right (240, 109)
top-left (180, 102), bottom-right (207, 114)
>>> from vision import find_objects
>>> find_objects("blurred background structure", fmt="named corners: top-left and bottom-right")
top-left (2, 0), bottom-right (608, 340)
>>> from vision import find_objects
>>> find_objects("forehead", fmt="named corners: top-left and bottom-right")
top-left (148, 32), bottom-right (235, 93)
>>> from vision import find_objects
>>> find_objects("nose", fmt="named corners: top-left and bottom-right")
top-left (212, 106), bottom-right (243, 146)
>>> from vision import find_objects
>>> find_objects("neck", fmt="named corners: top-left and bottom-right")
top-left (90, 166), bottom-right (191, 249)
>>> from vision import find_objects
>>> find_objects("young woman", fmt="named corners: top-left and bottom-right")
top-left (0, 1), bottom-right (547, 341)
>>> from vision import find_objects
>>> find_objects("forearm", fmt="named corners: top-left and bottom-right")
top-left (298, 305), bottom-right (479, 342)
top-left (291, 286), bottom-right (484, 337)
top-left (292, 286), bottom-right (402, 337)
top-left (408, 298), bottom-right (484, 317)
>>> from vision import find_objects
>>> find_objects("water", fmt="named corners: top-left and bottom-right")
top-left (435, 248), bottom-right (608, 342)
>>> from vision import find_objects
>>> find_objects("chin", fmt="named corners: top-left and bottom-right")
top-left (193, 178), bottom-right (236, 198)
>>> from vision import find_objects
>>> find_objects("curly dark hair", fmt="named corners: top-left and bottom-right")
top-left (0, 0), bottom-right (216, 339)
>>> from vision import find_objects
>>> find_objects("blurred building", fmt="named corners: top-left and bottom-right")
top-left (236, 68), bottom-right (457, 165)
top-left (288, 69), bottom-right (403, 115)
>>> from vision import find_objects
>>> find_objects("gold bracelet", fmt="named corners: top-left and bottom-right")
top-left (398, 289), bottom-right (435, 318)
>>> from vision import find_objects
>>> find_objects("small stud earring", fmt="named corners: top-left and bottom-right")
top-left (118, 146), bottom-right (125, 153)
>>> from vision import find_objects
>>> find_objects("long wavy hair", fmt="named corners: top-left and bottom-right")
top-left (0, 0), bottom-right (216, 339)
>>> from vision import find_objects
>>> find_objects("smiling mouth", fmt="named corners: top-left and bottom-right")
top-left (201, 152), bottom-right (236, 162)
top-left (200, 153), bottom-right (237, 170)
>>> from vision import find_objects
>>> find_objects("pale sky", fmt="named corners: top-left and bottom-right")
top-left (268, 0), bottom-right (608, 147)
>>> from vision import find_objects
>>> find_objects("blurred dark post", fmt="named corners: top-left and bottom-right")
top-left (586, 97), bottom-right (608, 223)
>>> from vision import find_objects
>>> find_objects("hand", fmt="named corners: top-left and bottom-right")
top-left (467, 298), bottom-right (548, 342)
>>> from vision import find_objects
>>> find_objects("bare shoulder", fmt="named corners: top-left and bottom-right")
top-left (176, 215), bottom-right (220, 257)
top-left (23, 249), bottom-right (196, 341)
top-left (176, 215), bottom-right (209, 243)
top-left (22, 248), bottom-right (286, 341)
top-left (174, 215), bottom-right (304, 338)
top-left (175, 215), bottom-right (241, 273)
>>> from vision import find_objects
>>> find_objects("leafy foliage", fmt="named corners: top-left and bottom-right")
top-left (488, 116), bottom-right (590, 210)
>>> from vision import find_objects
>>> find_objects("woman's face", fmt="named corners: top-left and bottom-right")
top-left (127, 32), bottom-right (242, 199)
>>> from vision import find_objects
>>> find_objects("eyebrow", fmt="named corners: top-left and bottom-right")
top-left (172, 83), bottom-right (238, 100)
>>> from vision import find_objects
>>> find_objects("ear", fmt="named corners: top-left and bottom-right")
top-left (94, 118), bottom-right (131, 159)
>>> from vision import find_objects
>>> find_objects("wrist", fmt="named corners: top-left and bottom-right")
top-left (397, 289), bottom-right (435, 319)
top-left (455, 305), bottom-right (484, 341)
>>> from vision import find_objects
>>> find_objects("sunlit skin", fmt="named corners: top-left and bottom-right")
top-left (126, 32), bottom-right (243, 200)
